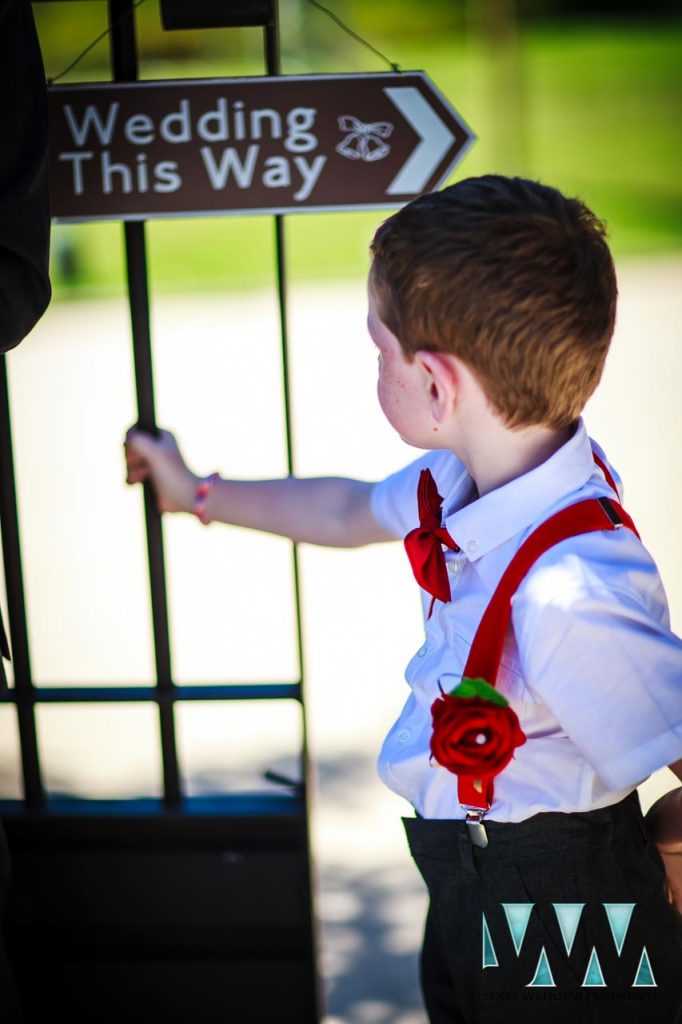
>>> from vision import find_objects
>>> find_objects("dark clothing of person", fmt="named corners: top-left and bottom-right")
top-left (404, 790), bottom-right (682, 1024)
top-left (0, 3), bottom-right (51, 1019)
top-left (0, 820), bottom-right (21, 1020)
top-left (0, 0), bottom-right (51, 355)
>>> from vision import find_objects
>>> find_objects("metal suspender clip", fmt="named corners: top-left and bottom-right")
top-left (598, 497), bottom-right (623, 527)
top-left (464, 808), bottom-right (489, 848)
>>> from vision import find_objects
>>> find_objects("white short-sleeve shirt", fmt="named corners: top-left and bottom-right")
top-left (370, 419), bottom-right (682, 821)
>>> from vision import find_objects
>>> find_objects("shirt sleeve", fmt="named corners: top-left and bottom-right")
top-left (369, 449), bottom-right (464, 539)
top-left (0, 0), bottom-right (52, 353)
top-left (512, 529), bottom-right (682, 791)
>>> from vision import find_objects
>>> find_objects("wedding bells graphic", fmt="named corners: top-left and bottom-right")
top-left (482, 903), bottom-right (656, 989)
top-left (336, 114), bottom-right (394, 162)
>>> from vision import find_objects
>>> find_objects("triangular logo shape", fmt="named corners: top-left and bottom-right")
top-left (502, 903), bottom-right (534, 956)
top-left (603, 903), bottom-right (635, 956)
top-left (582, 947), bottom-right (607, 987)
top-left (552, 903), bottom-right (584, 956)
top-left (527, 946), bottom-right (555, 987)
top-left (633, 947), bottom-right (657, 988)
top-left (481, 912), bottom-right (498, 968)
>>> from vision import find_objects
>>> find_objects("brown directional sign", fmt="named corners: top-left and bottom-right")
top-left (47, 72), bottom-right (475, 221)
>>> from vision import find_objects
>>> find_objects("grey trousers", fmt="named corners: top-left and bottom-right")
top-left (403, 790), bottom-right (682, 1024)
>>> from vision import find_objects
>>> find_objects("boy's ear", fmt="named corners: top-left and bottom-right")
top-left (415, 350), bottom-right (460, 421)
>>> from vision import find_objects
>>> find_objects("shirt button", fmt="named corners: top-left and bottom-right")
top-left (466, 540), bottom-right (478, 555)
top-left (397, 729), bottom-right (411, 744)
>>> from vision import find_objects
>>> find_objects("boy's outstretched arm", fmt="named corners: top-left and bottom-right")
top-left (198, 474), bottom-right (394, 547)
top-left (124, 426), bottom-right (396, 548)
top-left (644, 759), bottom-right (682, 913)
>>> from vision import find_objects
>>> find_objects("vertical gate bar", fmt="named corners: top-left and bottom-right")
top-left (264, 1), bottom-right (308, 775)
top-left (0, 357), bottom-right (44, 808)
top-left (108, 0), bottom-right (181, 808)
top-left (265, 9), bottom-right (322, 1022)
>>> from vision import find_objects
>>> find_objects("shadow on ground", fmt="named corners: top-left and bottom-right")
top-left (313, 753), bottom-right (428, 1024)
top-left (318, 861), bottom-right (427, 1024)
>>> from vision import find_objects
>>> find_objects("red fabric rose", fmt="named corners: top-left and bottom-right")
top-left (430, 677), bottom-right (526, 777)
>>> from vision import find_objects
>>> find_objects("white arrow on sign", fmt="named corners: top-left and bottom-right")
top-left (383, 86), bottom-right (456, 196)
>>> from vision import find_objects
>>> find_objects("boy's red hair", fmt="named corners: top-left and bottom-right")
top-left (370, 176), bottom-right (618, 430)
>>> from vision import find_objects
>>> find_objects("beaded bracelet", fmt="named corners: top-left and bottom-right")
top-left (193, 472), bottom-right (219, 525)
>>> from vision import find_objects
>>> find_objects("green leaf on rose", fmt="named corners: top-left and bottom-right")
top-left (448, 677), bottom-right (509, 707)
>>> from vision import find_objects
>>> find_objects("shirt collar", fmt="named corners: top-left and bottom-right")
top-left (441, 418), bottom-right (596, 562)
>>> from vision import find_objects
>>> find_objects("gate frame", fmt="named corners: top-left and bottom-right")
top-left (0, 2), bottom-right (322, 1020)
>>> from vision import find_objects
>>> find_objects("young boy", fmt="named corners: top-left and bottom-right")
top-left (125, 176), bottom-right (682, 1023)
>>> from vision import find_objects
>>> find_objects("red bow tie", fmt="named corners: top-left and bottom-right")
top-left (404, 468), bottom-right (460, 617)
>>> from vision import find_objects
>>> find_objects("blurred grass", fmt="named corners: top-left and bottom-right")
top-left (45, 18), bottom-right (682, 299)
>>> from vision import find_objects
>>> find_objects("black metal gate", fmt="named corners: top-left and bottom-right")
top-left (0, 2), bottom-right (320, 1020)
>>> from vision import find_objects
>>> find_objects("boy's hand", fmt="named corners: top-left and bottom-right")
top-left (124, 426), bottom-right (199, 515)
top-left (644, 768), bottom-right (682, 914)
top-left (657, 849), bottom-right (682, 913)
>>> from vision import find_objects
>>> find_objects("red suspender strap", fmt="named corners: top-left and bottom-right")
top-left (456, 497), bottom-right (639, 813)
top-left (592, 450), bottom-right (619, 495)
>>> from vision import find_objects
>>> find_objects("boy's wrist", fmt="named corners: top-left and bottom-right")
top-left (192, 472), bottom-right (220, 524)
top-left (179, 471), bottom-right (202, 515)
